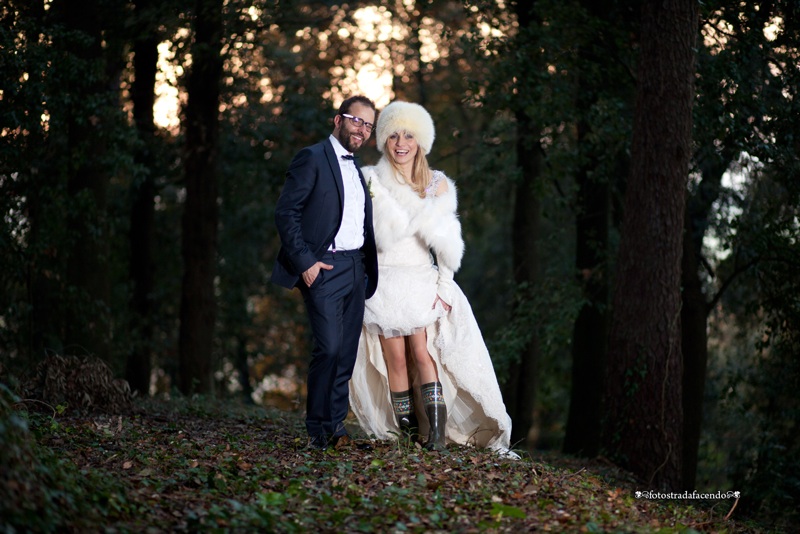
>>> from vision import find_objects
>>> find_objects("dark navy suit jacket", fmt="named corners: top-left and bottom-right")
top-left (271, 138), bottom-right (378, 298)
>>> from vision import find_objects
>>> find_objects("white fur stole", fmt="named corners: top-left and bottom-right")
top-left (363, 158), bottom-right (464, 275)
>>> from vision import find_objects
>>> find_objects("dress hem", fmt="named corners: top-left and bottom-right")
top-left (363, 323), bottom-right (427, 338)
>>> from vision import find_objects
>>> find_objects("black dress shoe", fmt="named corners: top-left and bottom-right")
top-left (307, 435), bottom-right (330, 450)
top-left (330, 433), bottom-right (373, 451)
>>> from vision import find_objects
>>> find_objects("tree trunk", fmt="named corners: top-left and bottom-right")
top-left (680, 209), bottom-right (708, 490)
top-left (24, 2), bottom-right (62, 361)
top-left (563, 0), bottom-right (624, 460)
top-left (563, 130), bottom-right (609, 456)
top-left (680, 154), bottom-right (727, 489)
top-left (504, 110), bottom-right (542, 447)
top-left (126, 0), bottom-right (160, 395)
top-left (601, 0), bottom-right (697, 490)
top-left (54, 0), bottom-right (120, 359)
top-left (499, 0), bottom-right (545, 450)
top-left (236, 332), bottom-right (255, 404)
top-left (178, 0), bottom-right (224, 395)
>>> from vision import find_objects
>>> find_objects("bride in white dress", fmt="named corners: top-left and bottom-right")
top-left (348, 101), bottom-right (516, 456)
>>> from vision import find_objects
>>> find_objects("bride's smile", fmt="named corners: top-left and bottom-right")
top-left (387, 131), bottom-right (418, 170)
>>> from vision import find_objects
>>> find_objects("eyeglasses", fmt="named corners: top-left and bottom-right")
top-left (340, 113), bottom-right (374, 133)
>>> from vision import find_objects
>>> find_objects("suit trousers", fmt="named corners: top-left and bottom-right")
top-left (300, 250), bottom-right (366, 439)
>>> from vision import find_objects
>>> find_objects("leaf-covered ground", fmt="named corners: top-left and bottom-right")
top-left (8, 399), bottom-right (776, 533)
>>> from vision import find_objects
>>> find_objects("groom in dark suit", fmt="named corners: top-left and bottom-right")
top-left (272, 95), bottom-right (379, 450)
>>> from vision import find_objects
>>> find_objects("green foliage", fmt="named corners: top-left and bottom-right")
top-left (490, 276), bottom-right (583, 441)
top-left (696, 1), bottom-right (800, 501)
top-left (701, 166), bottom-right (800, 527)
top-left (703, 317), bottom-right (800, 530)
top-left (677, 2), bottom-right (800, 525)
top-left (0, 382), bottom-right (130, 532)
top-left (212, 4), bottom-right (335, 389)
top-left (453, 112), bottom-right (518, 337)
top-left (0, 1), bottom-right (137, 370)
top-left (459, 0), bottom-right (635, 450)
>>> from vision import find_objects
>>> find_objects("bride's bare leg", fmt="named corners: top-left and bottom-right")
top-left (380, 335), bottom-right (410, 391)
top-left (408, 329), bottom-right (437, 383)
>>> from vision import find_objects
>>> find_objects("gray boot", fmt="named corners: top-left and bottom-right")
top-left (421, 382), bottom-right (447, 451)
top-left (391, 389), bottom-right (418, 443)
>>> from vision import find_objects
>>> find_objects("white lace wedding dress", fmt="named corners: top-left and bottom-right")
top-left (349, 159), bottom-right (515, 455)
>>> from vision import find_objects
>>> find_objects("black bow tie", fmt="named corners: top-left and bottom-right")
top-left (341, 154), bottom-right (354, 161)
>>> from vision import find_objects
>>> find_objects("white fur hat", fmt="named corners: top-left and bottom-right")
top-left (375, 101), bottom-right (436, 154)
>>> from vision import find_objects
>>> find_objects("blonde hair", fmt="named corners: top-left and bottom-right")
top-left (386, 135), bottom-right (433, 198)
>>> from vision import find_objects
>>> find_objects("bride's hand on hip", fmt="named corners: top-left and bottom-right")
top-left (433, 295), bottom-right (451, 312)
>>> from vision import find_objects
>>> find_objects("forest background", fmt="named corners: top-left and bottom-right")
top-left (1, 0), bottom-right (798, 528)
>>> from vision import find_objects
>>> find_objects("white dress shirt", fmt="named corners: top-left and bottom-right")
top-left (328, 134), bottom-right (365, 251)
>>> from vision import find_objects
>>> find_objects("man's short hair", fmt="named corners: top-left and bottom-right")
top-left (337, 95), bottom-right (377, 116)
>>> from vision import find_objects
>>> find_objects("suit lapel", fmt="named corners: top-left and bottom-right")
top-left (355, 162), bottom-right (373, 220)
top-left (323, 139), bottom-right (372, 224)
top-left (323, 139), bottom-right (345, 217)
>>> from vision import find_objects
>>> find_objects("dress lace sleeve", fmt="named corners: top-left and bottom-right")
top-left (424, 171), bottom-right (445, 197)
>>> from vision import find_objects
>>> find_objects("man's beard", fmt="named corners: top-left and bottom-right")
top-left (337, 129), bottom-right (363, 153)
